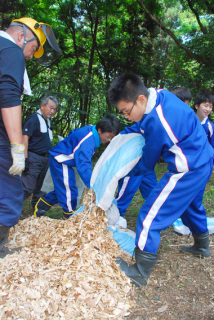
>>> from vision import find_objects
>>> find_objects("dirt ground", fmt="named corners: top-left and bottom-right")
top-left (123, 227), bottom-right (214, 320)
top-left (19, 167), bottom-right (214, 320)
top-left (20, 206), bottom-right (214, 320)
top-left (122, 171), bottom-right (214, 320)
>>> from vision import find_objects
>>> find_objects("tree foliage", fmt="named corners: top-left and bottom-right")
top-left (1, 0), bottom-right (214, 137)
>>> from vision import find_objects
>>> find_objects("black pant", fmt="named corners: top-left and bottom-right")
top-left (21, 151), bottom-right (49, 208)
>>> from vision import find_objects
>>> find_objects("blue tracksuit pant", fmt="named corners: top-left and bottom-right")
top-left (116, 171), bottom-right (158, 216)
top-left (136, 160), bottom-right (213, 253)
top-left (44, 156), bottom-right (78, 212)
top-left (0, 146), bottom-right (23, 226)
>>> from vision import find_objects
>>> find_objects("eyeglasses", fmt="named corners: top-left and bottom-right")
top-left (103, 132), bottom-right (114, 140)
top-left (118, 100), bottom-right (136, 116)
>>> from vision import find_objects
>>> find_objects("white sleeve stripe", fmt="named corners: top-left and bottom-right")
top-left (156, 104), bottom-right (189, 172)
top-left (73, 131), bottom-right (93, 153)
top-left (55, 154), bottom-right (74, 162)
top-left (156, 104), bottom-right (178, 144)
top-left (54, 131), bottom-right (93, 163)
top-left (138, 172), bottom-right (185, 250)
top-left (208, 122), bottom-right (213, 137)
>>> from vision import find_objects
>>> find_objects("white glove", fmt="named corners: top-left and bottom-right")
top-left (9, 143), bottom-right (25, 175)
top-left (106, 202), bottom-right (120, 226)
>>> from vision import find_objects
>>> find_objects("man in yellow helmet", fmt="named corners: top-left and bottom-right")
top-left (10, 17), bottom-right (61, 65)
top-left (0, 17), bottom-right (61, 258)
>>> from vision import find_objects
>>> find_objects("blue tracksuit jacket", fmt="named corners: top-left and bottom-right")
top-left (201, 117), bottom-right (214, 149)
top-left (127, 88), bottom-right (214, 253)
top-left (45, 125), bottom-right (101, 212)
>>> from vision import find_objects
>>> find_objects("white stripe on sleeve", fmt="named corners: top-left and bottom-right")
top-left (55, 132), bottom-right (93, 163)
top-left (156, 104), bottom-right (189, 172)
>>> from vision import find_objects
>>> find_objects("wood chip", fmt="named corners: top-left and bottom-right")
top-left (0, 190), bottom-right (135, 319)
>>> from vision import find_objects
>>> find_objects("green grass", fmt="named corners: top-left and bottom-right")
top-left (46, 206), bottom-right (64, 219)
top-left (21, 163), bottom-right (214, 228)
top-left (21, 199), bottom-right (63, 220)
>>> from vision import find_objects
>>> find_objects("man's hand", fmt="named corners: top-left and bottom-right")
top-left (23, 157), bottom-right (30, 173)
top-left (9, 143), bottom-right (25, 175)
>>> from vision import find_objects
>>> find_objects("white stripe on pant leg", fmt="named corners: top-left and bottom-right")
top-left (62, 164), bottom-right (72, 212)
top-left (138, 172), bottom-right (185, 251)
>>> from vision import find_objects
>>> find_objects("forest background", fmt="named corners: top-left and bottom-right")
top-left (1, 0), bottom-right (214, 142)
top-left (1, 3), bottom-right (214, 318)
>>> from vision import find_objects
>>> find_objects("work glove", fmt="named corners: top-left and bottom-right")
top-left (9, 143), bottom-right (25, 175)
top-left (106, 202), bottom-right (120, 226)
top-left (23, 157), bottom-right (30, 173)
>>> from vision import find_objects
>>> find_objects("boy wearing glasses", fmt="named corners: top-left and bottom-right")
top-left (34, 115), bottom-right (121, 219)
top-left (194, 91), bottom-right (214, 150)
top-left (107, 72), bottom-right (214, 287)
top-left (116, 86), bottom-right (193, 217)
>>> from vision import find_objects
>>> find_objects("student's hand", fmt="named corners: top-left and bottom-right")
top-left (106, 202), bottom-right (120, 226)
top-left (9, 143), bottom-right (25, 175)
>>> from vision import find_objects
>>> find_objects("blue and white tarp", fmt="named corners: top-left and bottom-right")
top-left (108, 224), bottom-right (136, 256)
top-left (90, 133), bottom-right (145, 255)
top-left (173, 217), bottom-right (214, 235)
top-left (91, 133), bottom-right (145, 210)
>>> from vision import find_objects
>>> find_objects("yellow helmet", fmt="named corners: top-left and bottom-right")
top-left (11, 17), bottom-right (61, 64)
top-left (12, 17), bottom-right (47, 58)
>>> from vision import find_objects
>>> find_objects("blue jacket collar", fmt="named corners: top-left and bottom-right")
top-left (92, 125), bottom-right (101, 148)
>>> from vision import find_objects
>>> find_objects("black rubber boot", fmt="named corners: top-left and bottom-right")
top-left (0, 225), bottom-right (21, 259)
top-left (63, 210), bottom-right (74, 220)
top-left (181, 231), bottom-right (211, 258)
top-left (34, 197), bottom-right (52, 217)
top-left (116, 247), bottom-right (158, 287)
top-left (0, 225), bottom-right (10, 250)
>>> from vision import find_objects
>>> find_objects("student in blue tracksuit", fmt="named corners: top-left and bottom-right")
top-left (107, 72), bottom-right (214, 287)
top-left (118, 89), bottom-right (211, 232)
top-left (194, 91), bottom-right (214, 151)
top-left (34, 115), bottom-right (121, 219)
top-left (116, 85), bottom-right (193, 217)
top-left (170, 86), bottom-right (192, 105)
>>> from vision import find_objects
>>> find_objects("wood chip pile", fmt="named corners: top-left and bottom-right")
top-left (0, 190), bottom-right (135, 320)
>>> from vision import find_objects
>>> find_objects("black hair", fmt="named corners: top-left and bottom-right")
top-left (193, 91), bottom-right (214, 111)
top-left (96, 115), bottom-right (121, 135)
top-left (107, 72), bottom-right (149, 106)
top-left (171, 87), bottom-right (192, 103)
